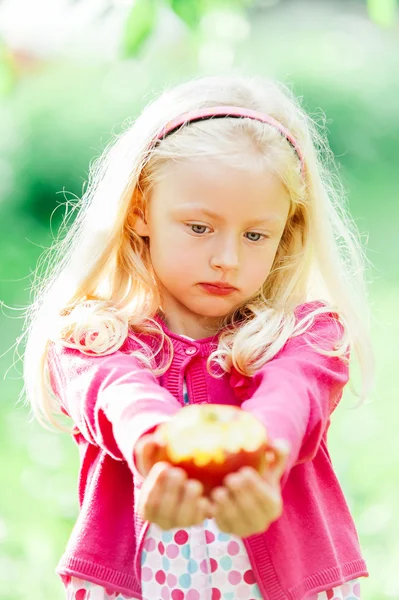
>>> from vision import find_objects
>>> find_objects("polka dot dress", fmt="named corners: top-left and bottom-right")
top-left (140, 518), bottom-right (263, 599)
top-left (63, 573), bottom-right (361, 599)
top-left (62, 376), bottom-right (362, 599)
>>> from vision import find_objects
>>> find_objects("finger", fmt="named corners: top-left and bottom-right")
top-left (141, 441), bottom-right (157, 477)
top-left (213, 510), bottom-right (233, 534)
top-left (135, 435), bottom-right (159, 477)
top-left (226, 469), bottom-right (283, 523)
top-left (139, 462), bottom-right (177, 521)
top-left (224, 470), bottom-right (274, 527)
top-left (224, 471), bottom-right (263, 516)
top-left (203, 497), bottom-right (215, 520)
top-left (266, 440), bottom-right (290, 482)
top-left (209, 490), bottom-right (235, 534)
top-left (174, 479), bottom-right (204, 527)
top-left (154, 467), bottom-right (187, 529)
top-left (211, 489), bottom-right (253, 537)
top-left (272, 440), bottom-right (290, 480)
top-left (133, 436), bottom-right (149, 477)
top-left (138, 461), bottom-right (171, 520)
top-left (143, 439), bottom-right (168, 477)
top-left (211, 486), bottom-right (243, 531)
top-left (197, 496), bottom-right (215, 522)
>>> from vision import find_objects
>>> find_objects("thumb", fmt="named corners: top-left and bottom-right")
top-left (266, 439), bottom-right (291, 482)
top-left (143, 438), bottom-right (168, 477)
top-left (135, 435), bottom-right (165, 477)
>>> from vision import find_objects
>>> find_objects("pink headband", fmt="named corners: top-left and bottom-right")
top-left (155, 106), bottom-right (305, 173)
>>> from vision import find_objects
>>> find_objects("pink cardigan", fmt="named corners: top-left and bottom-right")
top-left (48, 301), bottom-right (368, 599)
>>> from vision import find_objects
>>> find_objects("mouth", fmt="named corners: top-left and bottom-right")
top-left (198, 282), bottom-right (237, 296)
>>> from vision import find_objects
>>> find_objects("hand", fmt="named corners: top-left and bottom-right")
top-left (134, 431), bottom-right (165, 478)
top-left (209, 439), bottom-right (290, 538)
top-left (137, 461), bottom-right (214, 530)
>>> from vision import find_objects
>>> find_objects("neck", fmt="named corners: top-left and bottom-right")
top-left (157, 308), bottom-right (223, 341)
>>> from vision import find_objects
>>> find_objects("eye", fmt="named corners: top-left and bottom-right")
top-left (188, 224), bottom-right (210, 235)
top-left (245, 232), bottom-right (266, 242)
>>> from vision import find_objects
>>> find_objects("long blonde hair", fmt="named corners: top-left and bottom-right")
top-left (21, 73), bottom-right (374, 428)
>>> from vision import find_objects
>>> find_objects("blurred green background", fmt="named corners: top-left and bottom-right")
top-left (0, 1), bottom-right (398, 599)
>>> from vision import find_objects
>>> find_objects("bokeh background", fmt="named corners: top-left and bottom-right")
top-left (0, 1), bottom-right (398, 599)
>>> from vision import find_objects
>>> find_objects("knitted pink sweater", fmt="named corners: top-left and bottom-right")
top-left (48, 302), bottom-right (368, 599)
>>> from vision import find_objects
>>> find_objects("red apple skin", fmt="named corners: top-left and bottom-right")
top-left (153, 405), bottom-right (268, 497)
top-left (155, 445), bottom-right (268, 497)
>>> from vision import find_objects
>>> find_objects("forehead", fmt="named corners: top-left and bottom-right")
top-left (150, 159), bottom-right (291, 221)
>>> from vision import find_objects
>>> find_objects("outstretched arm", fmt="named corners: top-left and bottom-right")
top-left (48, 343), bottom-right (181, 479)
top-left (239, 310), bottom-right (349, 487)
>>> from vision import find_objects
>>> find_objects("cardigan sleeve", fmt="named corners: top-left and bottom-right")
top-left (240, 309), bottom-right (349, 488)
top-left (48, 342), bottom-right (181, 479)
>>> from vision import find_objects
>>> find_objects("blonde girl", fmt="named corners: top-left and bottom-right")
top-left (22, 74), bottom-right (373, 599)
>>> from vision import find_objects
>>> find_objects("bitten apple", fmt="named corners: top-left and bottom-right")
top-left (153, 404), bottom-right (268, 497)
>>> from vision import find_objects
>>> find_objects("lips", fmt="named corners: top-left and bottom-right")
top-left (199, 282), bottom-right (237, 296)
top-left (203, 281), bottom-right (236, 289)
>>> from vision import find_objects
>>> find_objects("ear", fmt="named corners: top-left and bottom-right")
top-left (133, 208), bottom-right (150, 237)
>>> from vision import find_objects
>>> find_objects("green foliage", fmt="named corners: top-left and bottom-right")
top-left (122, 0), bottom-right (253, 55)
top-left (170, 0), bottom-right (206, 29)
top-left (169, 0), bottom-right (250, 29)
top-left (0, 43), bottom-right (16, 96)
top-left (122, 0), bottom-right (158, 57)
top-left (367, 0), bottom-right (398, 27)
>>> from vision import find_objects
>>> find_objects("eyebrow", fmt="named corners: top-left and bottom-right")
top-left (173, 204), bottom-right (284, 225)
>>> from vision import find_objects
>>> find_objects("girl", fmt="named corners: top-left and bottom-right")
top-left (22, 74), bottom-right (373, 600)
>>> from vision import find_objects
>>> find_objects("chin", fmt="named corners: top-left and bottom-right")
top-left (190, 303), bottom-right (236, 319)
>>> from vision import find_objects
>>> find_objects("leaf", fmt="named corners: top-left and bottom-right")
top-left (122, 0), bottom-right (158, 57)
top-left (170, 0), bottom-right (205, 30)
top-left (169, 0), bottom-right (254, 30)
top-left (0, 46), bottom-right (17, 97)
top-left (367, 0), bottom-right (397, 28)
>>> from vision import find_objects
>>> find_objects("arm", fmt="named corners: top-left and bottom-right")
top-left (48, 343), bottom-right (181, 479)
top-left (240, 311), bottom-right (349, 487)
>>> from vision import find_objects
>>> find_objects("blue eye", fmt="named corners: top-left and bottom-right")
top-left (245, 232), bottom-right (265, 242)
top-left (190, 224), bottom-right (209, 234)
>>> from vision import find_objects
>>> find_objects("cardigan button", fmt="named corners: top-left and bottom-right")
top-left (185, 346), bottom-right (198, 355)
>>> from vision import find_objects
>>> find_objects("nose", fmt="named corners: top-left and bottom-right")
top-left (209, 234), bottom-right (240, 272)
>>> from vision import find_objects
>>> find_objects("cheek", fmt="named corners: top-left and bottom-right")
top-left (246, 248), bottom-right (276, 281)
top-left (149, 222), bottom-right (189, 254)
top-left (149, 230), bottom-right (194, 277)
top-left (250, 264), bottom-right (272, 289)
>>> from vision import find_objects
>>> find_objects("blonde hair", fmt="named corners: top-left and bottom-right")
top-left (20, 73), bottom-right (374, 428)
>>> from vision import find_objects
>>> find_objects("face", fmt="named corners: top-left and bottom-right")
top-left (134, 160), bottom-right (291, 339)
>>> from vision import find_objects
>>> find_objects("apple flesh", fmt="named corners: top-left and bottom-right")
top-left (154, 404), bottom-right (268, 497)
